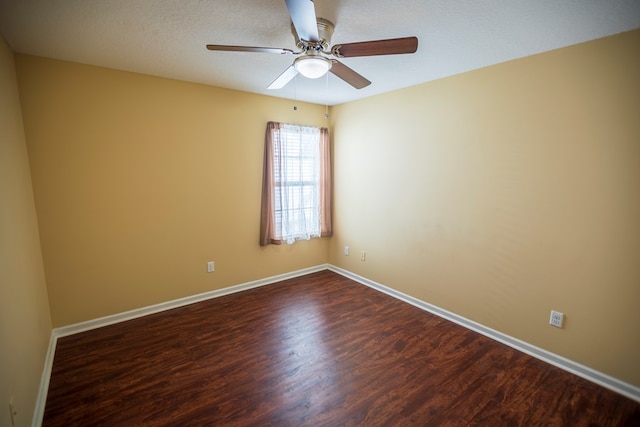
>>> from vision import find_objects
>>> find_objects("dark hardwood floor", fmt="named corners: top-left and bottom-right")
top-left (43, 270), bottom-right (640, 426)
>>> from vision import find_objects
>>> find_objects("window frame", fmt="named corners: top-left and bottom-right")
top-left (260, 121), bottom-right (332, 246)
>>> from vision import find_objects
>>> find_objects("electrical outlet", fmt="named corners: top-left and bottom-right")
top-left (360, 251), bottom-right (366, 261)
top-left (8, 397), bottom-right (16, 426)
top-left (344, 246), bottom-right (349, 256)
top-left (549, 310), bottom-right (564, 328)
top-left (207, 261), bottom-right (215, 273)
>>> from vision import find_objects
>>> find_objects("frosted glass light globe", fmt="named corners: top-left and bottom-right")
top-left (294, 56), bottom-right (332, 79)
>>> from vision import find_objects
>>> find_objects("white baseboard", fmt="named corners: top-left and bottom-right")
top-left (54, 264), bottom-right (329, 338)
top-left (31, 332), bottom-right (57, 427)
top-left (32, 264), bottom-right (328, 426)
top-left (328, 265), bottom-right (640, 403)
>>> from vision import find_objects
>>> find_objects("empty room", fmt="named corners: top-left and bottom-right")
top-left (1, 1), bottom-right (639, 425)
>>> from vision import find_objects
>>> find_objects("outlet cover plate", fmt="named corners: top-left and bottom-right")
top-left (549, 310), bottom-right (564, 328)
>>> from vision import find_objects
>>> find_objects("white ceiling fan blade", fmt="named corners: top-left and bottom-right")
top-left (284, 0), bottom-right (319, 42)
top-left (267, 65), bottom-right (299, 89)
top-left (206, 45), bottom-right (295, 55)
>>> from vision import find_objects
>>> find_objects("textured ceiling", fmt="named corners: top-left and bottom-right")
top-left (1, 0), bottom-right (639, 105)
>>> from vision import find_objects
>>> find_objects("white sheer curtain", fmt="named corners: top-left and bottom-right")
top-left (260, 122), bottom-right (331, 246)
top-left (275, 123), bottom-right (320, 243)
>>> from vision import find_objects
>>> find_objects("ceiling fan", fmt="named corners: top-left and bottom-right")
top-left (206, 0), bottom-right (418, 90)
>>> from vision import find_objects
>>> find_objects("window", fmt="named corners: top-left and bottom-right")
top-left (260, 122), bottom-right (332, 245)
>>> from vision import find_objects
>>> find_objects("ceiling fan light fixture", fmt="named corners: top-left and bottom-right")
top-left (294, 55), bottom-right (332, 79)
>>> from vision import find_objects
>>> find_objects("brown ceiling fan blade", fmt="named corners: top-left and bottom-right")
top-left (331, 36), bottom-right (418, 58)
top-left (267, 65), bottom-right (299, 90)
top-left (330, 60), bottom-right (371, 89)
top-left (284, 0), bottom-right (319, 42)
top-left (206, 44), bottom-right (295, 55)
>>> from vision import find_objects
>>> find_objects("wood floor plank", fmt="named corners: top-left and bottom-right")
top-left (43, 270), bottom-right (640, 426)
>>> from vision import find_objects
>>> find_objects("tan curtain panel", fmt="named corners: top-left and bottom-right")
top-left (260, 121), bottom-right (281, 246)
top-left (319, 127), bottom-right (332, 237)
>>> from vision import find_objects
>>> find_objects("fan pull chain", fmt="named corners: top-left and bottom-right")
top-left (293, 73), bottom-right (298, 111)
top-left (324, 72), bottom-right (329, 119)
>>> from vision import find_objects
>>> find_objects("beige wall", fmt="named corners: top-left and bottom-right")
top-left (10, 27), bottom-right (640, 407)
top-left (329, 29), bottom-right (640, 387)
top-left (0, 37), bottom-right (52, 427)
top-left (16, 56), bottom-right (330, 327)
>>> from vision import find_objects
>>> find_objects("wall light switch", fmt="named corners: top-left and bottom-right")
top-left (207, 261), bottom-right (215, 273)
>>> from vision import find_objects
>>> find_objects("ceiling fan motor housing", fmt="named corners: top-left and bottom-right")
top-left (291, 17), bottom-right (335, 51)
